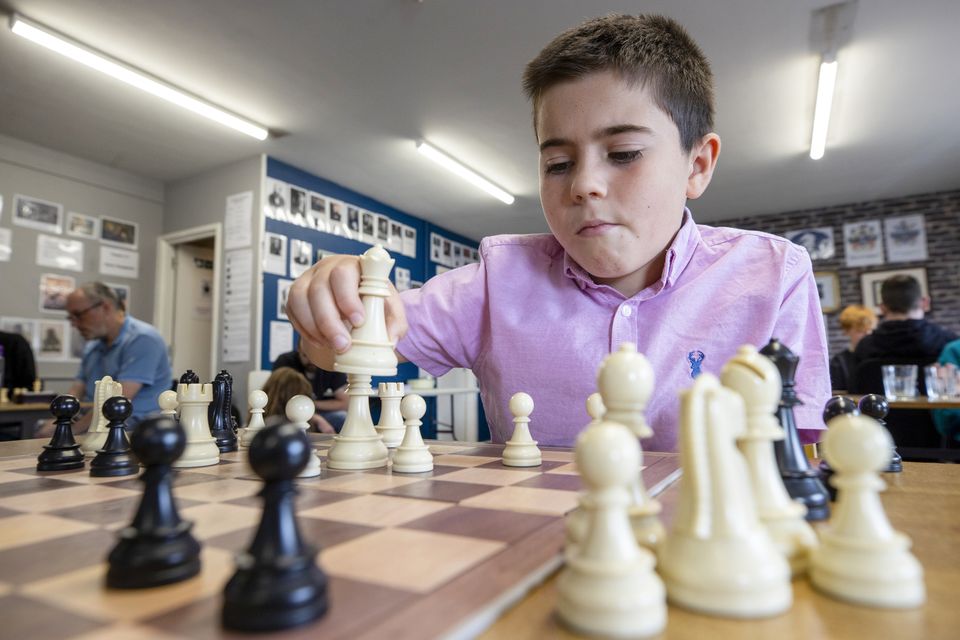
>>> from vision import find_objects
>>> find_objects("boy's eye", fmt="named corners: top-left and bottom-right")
top-left (544, 161), bottom-right (571, 175)
top-left (609, 150), bottom-right (642, 164)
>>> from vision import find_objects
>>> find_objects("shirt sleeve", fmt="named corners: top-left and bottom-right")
top-left (117, 334), bottom-right (168, 385)
top-left (773, 247), bottom-right (832, 444)
top-left (397, 260), bottom-right (488, 377)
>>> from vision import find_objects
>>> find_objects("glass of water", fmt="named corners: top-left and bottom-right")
top-left (882, 364), bottom-right (918, 400)
top-left (926, 364), bottom-right (959, 399)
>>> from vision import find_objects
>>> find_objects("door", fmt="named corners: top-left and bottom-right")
top-left (171, 241), bottom-right (215, 381)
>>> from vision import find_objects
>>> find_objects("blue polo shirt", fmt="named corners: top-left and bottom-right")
top-left (77, 316), bottom-right (172, 421)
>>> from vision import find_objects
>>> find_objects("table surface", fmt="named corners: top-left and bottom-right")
top-left (481, 460), bottom-right (960, 640)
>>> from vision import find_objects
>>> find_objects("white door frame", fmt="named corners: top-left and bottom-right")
top-left (154, 223), bottom-right (223, 380)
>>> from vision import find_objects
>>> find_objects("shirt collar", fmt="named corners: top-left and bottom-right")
top-left (562, 208), bottom-right (702, 297)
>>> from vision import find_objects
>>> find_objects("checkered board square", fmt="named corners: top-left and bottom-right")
top-left (0, 439), bottom-right (680, 640)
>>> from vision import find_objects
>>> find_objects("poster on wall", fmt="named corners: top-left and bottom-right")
top-left (0, 317), bottom-right (38, 350)
top-left (263, 232), bottom-right (287, 276)
top-left (289, 186), bottom-right (307, 226)
top-left (328, 201), bottom-right (347, 238)
top-left (277, 279), bottom-right (294, 320)
top-left (224, 191), bottom-right (253, 250)
top-left (223, 248), bottom-right (253, 363)
top-left (308, 193), bottom-right (328, 232)
top-left (884, 214), bottom-right (927, 263)
top-left (346, 205), bottom-right (360, 239)
top-left (394, 266), bottom-right (412, 292)
top-left (269, 321), bottom-right (294, 363)
top-left (13, 194), bottom-right (62, 234)
top-left (66, 212), bottom-right (99, 239)
top-left (37, 319), bottom-right (68, 361)
top-left (289, 239), bottom-right (313, 278)
top-left (99, 246), bottom-right (139, 278)
top-left (360, 210), bottom-right (375, 245)
top-left (430, 233), bottom-right (442, 263)
top-left (376, 215), bottom-right (390, 244)
top-left (264, 179), bottom-right (287, 220)
top-left (784, 227), bottom-right (834, 261)
top-left (37, 234), bottom-right (83, 272)
top-left (843, 220), bottom-right (884, 267)
top-left (0, 228), bottom-right (11, 262)
top-left (39, 274), bottom-right (76, 313)
top-left (100, 216), bottom-right (138, 249)
top-left (402, 225), bottom-right (417, 258)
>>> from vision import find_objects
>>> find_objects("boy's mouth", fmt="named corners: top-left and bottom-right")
top-left (577, 220), bottom-right (615, 236)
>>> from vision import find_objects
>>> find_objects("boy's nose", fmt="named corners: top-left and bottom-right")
top-left (570, 163), bottom-right (606, 202)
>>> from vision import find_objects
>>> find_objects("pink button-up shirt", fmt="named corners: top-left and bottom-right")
top-left (398, 213), bottom-right (830, 452)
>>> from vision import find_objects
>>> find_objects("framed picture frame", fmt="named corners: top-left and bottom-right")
top-left (66, 211), bottom-right (99, 239)
top-left (13, 194), bottom-right (63, 234)
top-left (860, 267), bottom-right (929, 315)
top-left (813, 271), bottom-right (841, 313)
top-left (100, 216), bottom-right (138, 249)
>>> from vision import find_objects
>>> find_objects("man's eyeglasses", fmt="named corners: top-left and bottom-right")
top-left (67, 301), bottom-right (102, 321)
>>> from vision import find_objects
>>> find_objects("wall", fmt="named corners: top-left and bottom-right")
top-left (0, 134), bottom-right (164, 388)
top-left (163, 155), bottom-right (264, 409)
top-left (711, 189), bottom-right (960, 356)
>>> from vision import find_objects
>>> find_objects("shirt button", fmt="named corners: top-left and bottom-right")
top-left (620, 306), bottom-right (633, 317)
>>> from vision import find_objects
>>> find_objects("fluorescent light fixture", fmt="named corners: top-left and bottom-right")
top-left (809, 59), bottom-right (837, 160)
top-left (416, 141), bottom-right (514, 205)
top-left (10, 14), bottom-right (269, 140)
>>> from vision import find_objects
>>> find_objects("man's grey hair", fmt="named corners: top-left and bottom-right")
top-left (78, 282), bottom-right (125, 312)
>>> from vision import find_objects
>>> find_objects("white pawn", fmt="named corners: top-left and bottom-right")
top-left (721, 344), bottom-right (817, 576)
top-left (240, 390), bottom-right (268, 448)
top-left (392, 394), bottom-right (433, 473)
top-left (810, 413), bottom-right (925, 608)
top-left (658, 374), bottom-right (791, 618)
top-left (502, 392), bottom-right (541, 467)
top-left (158, 390), bottom-right (178, 418)
top-left (566, 392), bottom-right (605, 548)
top-left (556, 416), bottom-right (666, 638)
top-left (286, 394), bottom-right (321, 478)
top-left (375, 382), bottom-right (405, 448)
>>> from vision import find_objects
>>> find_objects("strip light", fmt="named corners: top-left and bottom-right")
top-left (416, 141), bottom-right (514, 205)
top-left (809, 59), bottom-right (838, 160)
top-left (10, 14), bottom-right (269, 140)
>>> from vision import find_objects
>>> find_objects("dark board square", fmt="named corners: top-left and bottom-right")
top-left (0, 529), bottom-right (114, 584)
top-left (0, 476), bottom-right (74, 499)
top-left (0, 594), bottom-right (106, 640)
top-left (376, 479), bottom-right (498, 503)
top-left (514, 472), bottom-right (582, 492)
top-left (400, 505), bottom-right (556, 544)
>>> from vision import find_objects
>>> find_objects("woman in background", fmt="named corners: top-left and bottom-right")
top-left (829, 305), bottom-right (878, 391)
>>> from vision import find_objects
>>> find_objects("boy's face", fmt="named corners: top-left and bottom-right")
top-left (535, 70), bottom-right (717, 296)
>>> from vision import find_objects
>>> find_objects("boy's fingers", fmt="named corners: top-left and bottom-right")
top-left (329, 260), bottom-right (365, 330)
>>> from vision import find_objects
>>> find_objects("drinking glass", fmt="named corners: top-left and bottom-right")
top-left (882, 364), bottom-right (918, 400)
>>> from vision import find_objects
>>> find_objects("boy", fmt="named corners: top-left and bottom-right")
top-left (287, 14), bottom-right (830, 452)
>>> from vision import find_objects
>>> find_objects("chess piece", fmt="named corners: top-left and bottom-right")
top-left (858, 394), bottom-right (901, 473)
top-left (760, 338), bottom-right (830, 521)
top-left (375, 382), bottom-right (405, 448)
top-left (32, 379), bottom-right (42, 392)
top-left (659, 374), bottom-right (791, 617)
top-left (0, 388), bottom-right (8, 404)
top-left (597, 343), bottom-right (663, 552)
top-left (502, 392), bottom-right (541, 467)
top-left (37, 395), bottom-right (85, 472)
top-left (222, 423), bottom-right (328, 631)
top-left (81, 376), bottom-right (123, 457)
top-left (180, 369), bottom-right (200, 384)
top-left (286, 395), bottom-right (321, 478)
top-left (158, 390), bottom-right (178, 418)
top-left (810, 413), bottom-right (925, 608)
top-left (106, 415), bottom-right (201, 588)
top-left (721, 345), bottom-right (818, 576)
top-left (209, 370), bottom-right (238, 453)
top-left (556, 414), bottom-right (666, 638)
top-left (392, 394), bottom-right (433, 473)
top-left (820, 396), bottom-right (860, 499)
top-left (90, 397), bottom-right (139, 477)
top-left (327, 246), bottom-right (396, 470)
top-left (566, 393), bottom-right (605, 548)
top-left (241, 389), bottom-right (268, 447)
top-left (173, 382), bottom-right (220, 468)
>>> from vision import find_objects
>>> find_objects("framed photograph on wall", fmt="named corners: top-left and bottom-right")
top-left (100, 216), bottom-right (138, 249)
top-left (813, 271), bottom-right (840, 313)
top-left (13, 194), bottom-right (62, 234)
top-left (860, 267), bottom-right (929, 316)
top-left (66, 212), bottom-right (99, 239)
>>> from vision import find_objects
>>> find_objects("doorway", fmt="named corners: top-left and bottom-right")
top-left (154, 224), bottom-right (222, 382)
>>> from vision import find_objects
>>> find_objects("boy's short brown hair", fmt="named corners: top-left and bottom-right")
top-left (838, 305), bottom-right (877, 333)
top-left (522, 14), bottom-right (714, 152)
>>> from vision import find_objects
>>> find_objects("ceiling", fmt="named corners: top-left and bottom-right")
top-left (1, 0), bottom-right (958, 241)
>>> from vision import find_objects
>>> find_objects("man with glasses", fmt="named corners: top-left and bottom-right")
top-left (52, 282), bottom-right (171, 434)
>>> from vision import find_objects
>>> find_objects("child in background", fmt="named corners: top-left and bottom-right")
top-left (260, 367), bottom-right (336, 434)
top-left (829, 305), bottom-right (878, 391)
top-left (286, 14), bottom-right (830, 452)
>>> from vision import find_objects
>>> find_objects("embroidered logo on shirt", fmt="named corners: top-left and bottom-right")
top-left (687, 350), bottom-right (705, 379)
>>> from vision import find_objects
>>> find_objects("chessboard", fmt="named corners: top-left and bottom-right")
top-left (0, 437), bottom-right (681, 640)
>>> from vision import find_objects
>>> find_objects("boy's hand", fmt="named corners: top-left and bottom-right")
top-left (286, 254), bottom-right (408, 367)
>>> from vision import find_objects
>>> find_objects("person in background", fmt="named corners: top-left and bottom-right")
top-left (272, 339), bottom-right (348, 433)
top-left (829, 305), bottom-right (877, 391)
top-left (260, 366), bottom-right (335, 433)
top-left (0, 330), bottom-right (37, 392)
top-left (933, 339), bottom-right (960, 443)
top-left (854, 275), bottom-right (956, 362)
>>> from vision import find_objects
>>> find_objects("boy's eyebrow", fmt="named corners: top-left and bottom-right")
top-left (538, 124), bottom-right (653, 152)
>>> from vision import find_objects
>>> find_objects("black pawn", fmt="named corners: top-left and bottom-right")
top-left (90, 397), bottom-right (139, 477)
top-left (107, 415), bottom-right (201, 588)
top-left (858, 394), bottom-right (902, 473)
top-left (222, 423), bottom-right (328, 631)
top-left (209, 370), bottom-right (238, 453)
top-left (179, 370), bottom-right (200, 384)
top-left (37, 395), bottom-right (85, 471)
top-left (820, 395), bottom-right (860, 500)
top-left (760, 338), bottom-right (830, 521)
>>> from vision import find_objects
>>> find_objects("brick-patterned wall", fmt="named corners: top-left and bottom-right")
top-left (711, 189), bottom-right (960, 357)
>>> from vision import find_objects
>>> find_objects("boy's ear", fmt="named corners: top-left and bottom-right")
top-left (686, 133), bottom-right (721, 199)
